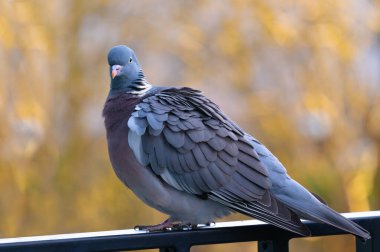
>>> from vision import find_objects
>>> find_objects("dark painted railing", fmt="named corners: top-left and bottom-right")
top-left (0, 211), bottom-right (379, 252)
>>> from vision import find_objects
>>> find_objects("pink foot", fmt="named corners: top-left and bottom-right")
top-left (135, 218), bottom-right (215, 232)
top-left (134, 219), bottom-right (176, 231)
top-left (134, 219), bottom-right (205, 231)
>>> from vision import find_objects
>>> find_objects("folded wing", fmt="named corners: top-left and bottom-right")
top-left (128, 87), bottom-right (310, 236)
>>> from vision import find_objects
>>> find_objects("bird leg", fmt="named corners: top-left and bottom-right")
top-left (172, 221), bottom-right (215, 229)
top-left (135, 219), bottom-right (212, 231)
top-left (134, 219), bottom-right (178, 231)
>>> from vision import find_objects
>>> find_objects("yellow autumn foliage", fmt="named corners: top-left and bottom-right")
top-left (0, 1), bottom-right (379, 251)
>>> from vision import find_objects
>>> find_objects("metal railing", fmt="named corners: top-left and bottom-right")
top-left (0, 211), bottom-right (379, 252)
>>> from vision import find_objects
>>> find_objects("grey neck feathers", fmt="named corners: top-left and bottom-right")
top-left (110, 70), bottom-right (152, 96)
top-left (129, 70), bottom-right (152, 95)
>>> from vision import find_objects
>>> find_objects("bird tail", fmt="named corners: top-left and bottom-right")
top-left (209, 191), bottom-right (311, 236)
top-left (274, 179), bottom-right (371, 240)
top-left (293, 203), bottom-right (371, 240)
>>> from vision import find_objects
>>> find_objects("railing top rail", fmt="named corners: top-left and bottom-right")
top-left (1, 211), bottom-right (378, 243)
top-left (0, 211), bottom-right (379, 252)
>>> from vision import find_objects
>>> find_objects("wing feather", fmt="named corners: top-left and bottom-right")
top-left (127, 87), bottom-right (310, 235)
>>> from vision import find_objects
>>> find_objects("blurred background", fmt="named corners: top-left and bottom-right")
top-left (0, 0), bottom-right (379, 251)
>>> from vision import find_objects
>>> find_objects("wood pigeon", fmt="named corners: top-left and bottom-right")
top-left (103, 45), bottom-right (370, 240)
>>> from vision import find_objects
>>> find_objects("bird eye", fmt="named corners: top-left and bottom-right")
top-left (129, 57), bottom-right (133, 63)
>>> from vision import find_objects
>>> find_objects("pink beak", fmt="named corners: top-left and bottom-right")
top-left (111, 65), bottom-right (122, 79)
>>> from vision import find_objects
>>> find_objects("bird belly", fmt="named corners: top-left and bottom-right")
top-left (107, 127), bottom-right (231, 223)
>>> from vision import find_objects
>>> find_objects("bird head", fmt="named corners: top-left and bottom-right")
top-left (107, 45), bottom-right (146, 93)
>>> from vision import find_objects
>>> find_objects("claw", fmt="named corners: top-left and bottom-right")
top-left (134, 219), bottom-right (213, 232)
top-left (206, 221), bottom-right (216, 226)
top-left (193, 222), bottom-right (215, 228)
top-left (134, 219), bottom-right (175, 232)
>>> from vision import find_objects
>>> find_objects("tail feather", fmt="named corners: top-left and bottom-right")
top-left (247, 135), bottom-right (371, 240)
top-left (209, 191), bottom-right (311, 236)
top-left (273, 179), bottom-right (371, 240)
top-left (292, 203), bottom-right (371, 240)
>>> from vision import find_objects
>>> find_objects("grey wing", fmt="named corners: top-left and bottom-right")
top-left (128, 88), bottom-right (310, 236)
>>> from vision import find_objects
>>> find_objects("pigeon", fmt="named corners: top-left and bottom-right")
top-left (103, 45), bottom-right (371, 240)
